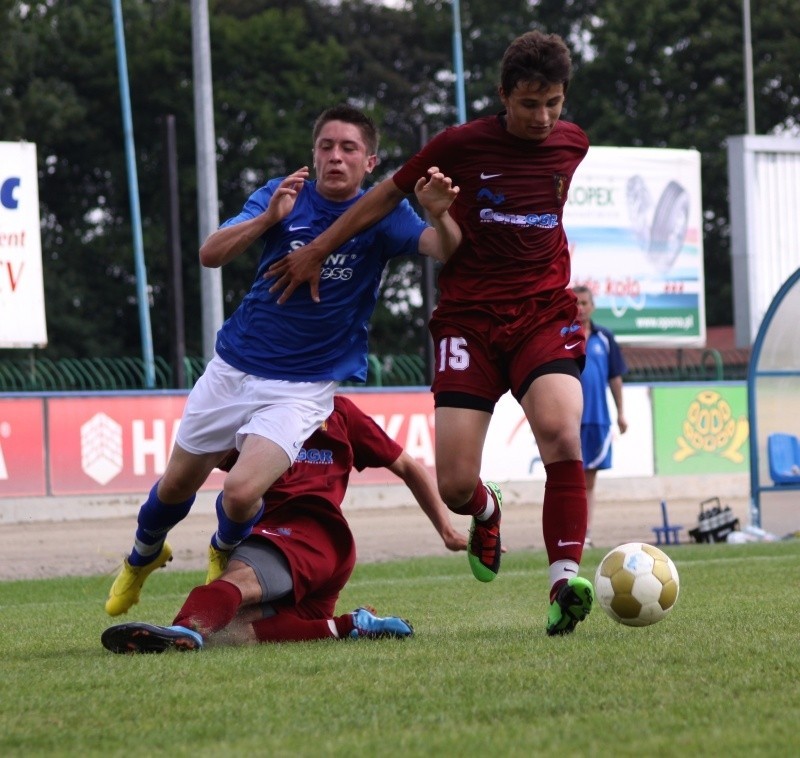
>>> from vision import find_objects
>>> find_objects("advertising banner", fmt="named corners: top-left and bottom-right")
top-left (0, 397), bottom-right (47, 496)
top-left (342, 391), bottom-right (436, 485)
top-left (47, 395), bottom-right (226, 495)
top-left (652, 385), bottom-right (749, 475)
top-left (482, 386), bottom-right (654, 481)
top-left (0, 142), bottom-right (48, 348)
top-left (565, 146), bottom-right (705, 346)
top-left (344, 386), bottom-right (654, 485)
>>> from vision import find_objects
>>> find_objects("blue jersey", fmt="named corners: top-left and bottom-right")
top-left (214, 179), bottom-right (427, 382)
top-left (580, 323), bottom-right (627, 426)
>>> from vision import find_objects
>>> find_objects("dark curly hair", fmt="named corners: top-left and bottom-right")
top-left (500, 31), bottom-right (573, 96)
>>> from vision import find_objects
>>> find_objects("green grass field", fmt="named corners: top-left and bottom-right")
top-left (2, 541), bottom-right (799, 756)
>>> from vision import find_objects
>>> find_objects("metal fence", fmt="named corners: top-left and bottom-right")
top-left (0, 349), bottom-right (747, 392)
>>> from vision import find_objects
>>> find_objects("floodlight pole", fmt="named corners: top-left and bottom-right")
top-left (191, 0), bottom-right (224, 362)
top-left (110, 0), bottom-right (156, 388)
top-left (742, 0), bottom-right (756, 134)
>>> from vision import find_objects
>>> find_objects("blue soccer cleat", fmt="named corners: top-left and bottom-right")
top-left (349, 607), bottom-right (414, 639)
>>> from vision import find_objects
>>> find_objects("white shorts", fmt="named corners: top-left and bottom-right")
top-left (175, 354), bottom-right (337, 463)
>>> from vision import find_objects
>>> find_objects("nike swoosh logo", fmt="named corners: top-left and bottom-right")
top-left (557, 539), bottom-right (582, 547)
top-left (480, 172), bottom-right (502, 180)
top-left (565, 341), bottom-right (581, 350)
top-left (288, 224), bottom-right (310, 231)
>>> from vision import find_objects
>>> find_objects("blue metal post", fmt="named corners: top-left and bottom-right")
top-left (111, 0), bottom-right (156, 388)
top-left (451, 0), bottom-right (467, 124)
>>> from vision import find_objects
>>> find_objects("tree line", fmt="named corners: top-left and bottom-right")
top-left (1, 0), bottom-right (797, 364)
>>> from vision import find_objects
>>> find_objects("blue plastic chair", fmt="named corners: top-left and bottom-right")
top-left (767, 433), bottom-right (800, 485)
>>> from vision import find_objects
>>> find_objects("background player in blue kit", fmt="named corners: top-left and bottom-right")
top-left (573, 285), bottom-right (628, 547)
top-left (105, 105), bottom-right (461, 616)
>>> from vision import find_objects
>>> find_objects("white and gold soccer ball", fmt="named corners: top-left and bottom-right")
top-left (594, 542), bottom-right (680, 627)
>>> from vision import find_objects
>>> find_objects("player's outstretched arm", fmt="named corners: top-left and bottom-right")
top-left (266, 177), bottom-right (407, 304)
top-left (388, 451), bottom-right (467, 552)
top-left (416, 167), bottom-right (461, 263)
top-left (199, 167), bottom-right (309, 268)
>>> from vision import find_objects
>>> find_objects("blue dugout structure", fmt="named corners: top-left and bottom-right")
top-left (747, 267), bottom-right (800, 526)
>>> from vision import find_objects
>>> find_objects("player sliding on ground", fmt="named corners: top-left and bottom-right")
top-left (101, 396), bottom-right (467, 652)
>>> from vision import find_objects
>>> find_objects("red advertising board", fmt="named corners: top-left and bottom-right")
top-left (0, 391), bottom-right (437, 497)
top-left (340, 391), bottom-right (437, 485)
top-left (0, 397), bottom-right (47, 496)
top-left (47, 395), bottom-right (226, 495)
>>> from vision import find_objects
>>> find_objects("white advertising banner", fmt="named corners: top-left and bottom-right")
top-left (480, 386), bottom-right (654, 482)
top-left (564, 146), bottom-right (705, 346)
top-left (0, 142), bottom-right (48, 347)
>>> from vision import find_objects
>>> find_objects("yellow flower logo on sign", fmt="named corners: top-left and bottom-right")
top-left (674, 390), bottom-right (749, 463)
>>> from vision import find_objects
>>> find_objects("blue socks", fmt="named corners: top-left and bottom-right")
top-left (210, 491), bottom-right (265, 552)
top-left (130, 482), bottom-right (195, 566)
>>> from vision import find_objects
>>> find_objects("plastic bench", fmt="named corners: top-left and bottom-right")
top-left (767, 433), bottom-right (800, 485)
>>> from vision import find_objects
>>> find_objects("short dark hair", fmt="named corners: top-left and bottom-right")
top-left (500, 30), bottom-right (573, 96)
top-left (312, 105), bottom-right (379, 155)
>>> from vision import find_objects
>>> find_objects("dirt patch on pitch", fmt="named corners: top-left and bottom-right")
top-left (0, 495), bottom-right (751, 581)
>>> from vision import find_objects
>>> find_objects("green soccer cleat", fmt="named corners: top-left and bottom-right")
top-left (546, 576), bottom-right (594, 636)
top-left (101, 622), bottom-right (203, 654)
top-left (467, 482), bottom-right (503, 582)
top-left (105, 542), bottom-right (173, 617)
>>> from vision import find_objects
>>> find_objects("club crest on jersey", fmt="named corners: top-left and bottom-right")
top-left (553, 173), bottom-right (568, 203)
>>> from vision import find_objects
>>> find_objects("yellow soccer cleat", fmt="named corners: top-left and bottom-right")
top-left (205, 545), bottom-right (230, 584)
top-left (105, 542), bottom-right (173, 617)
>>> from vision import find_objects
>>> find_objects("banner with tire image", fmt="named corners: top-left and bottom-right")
top-left (564, 146), bottom-right (705, 346)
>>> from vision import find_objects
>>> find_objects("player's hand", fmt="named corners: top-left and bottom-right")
top-left (268, 166), bottom-right (309, 222)
top-left (442, 530), bottom-right (507, 554)
top-left (442, 529), bottom-right (468, 552)
top-left (266, 242), bottom-right (324, 304)
top-left (414, 166), bottom-right (459, 219)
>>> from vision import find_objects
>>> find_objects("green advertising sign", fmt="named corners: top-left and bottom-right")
top-left (652, 385), bottom-right (749, 475)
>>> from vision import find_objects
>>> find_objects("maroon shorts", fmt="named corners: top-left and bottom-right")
top-left (249, 510), bottom-right (356, 620)
top-left (429, 289), bottom-right (584, 406)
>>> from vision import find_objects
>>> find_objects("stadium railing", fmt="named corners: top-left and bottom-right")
top-left (0, 349), bottom-right (748, 392)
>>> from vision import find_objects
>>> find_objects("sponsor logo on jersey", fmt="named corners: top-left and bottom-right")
top-left (296, 448), bottom-right (333, 464)
top-left (320, 251), bottom-right (357, 281)
top-left (479, 208), bottom-right (558, 228)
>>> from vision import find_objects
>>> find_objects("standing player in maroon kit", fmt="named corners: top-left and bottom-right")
top-left (266, 30), bottom-right (594, 636)
top-left (101, 396), bottom-right (467, 652)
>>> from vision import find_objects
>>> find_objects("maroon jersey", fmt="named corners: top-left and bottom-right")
top-left (249, 395), bottom-right (402, 618)
top-left (393, 115), bottom-right (588, 310)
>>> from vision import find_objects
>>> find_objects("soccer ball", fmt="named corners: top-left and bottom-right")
top-left (594, 542), bottom-right (680, 627)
